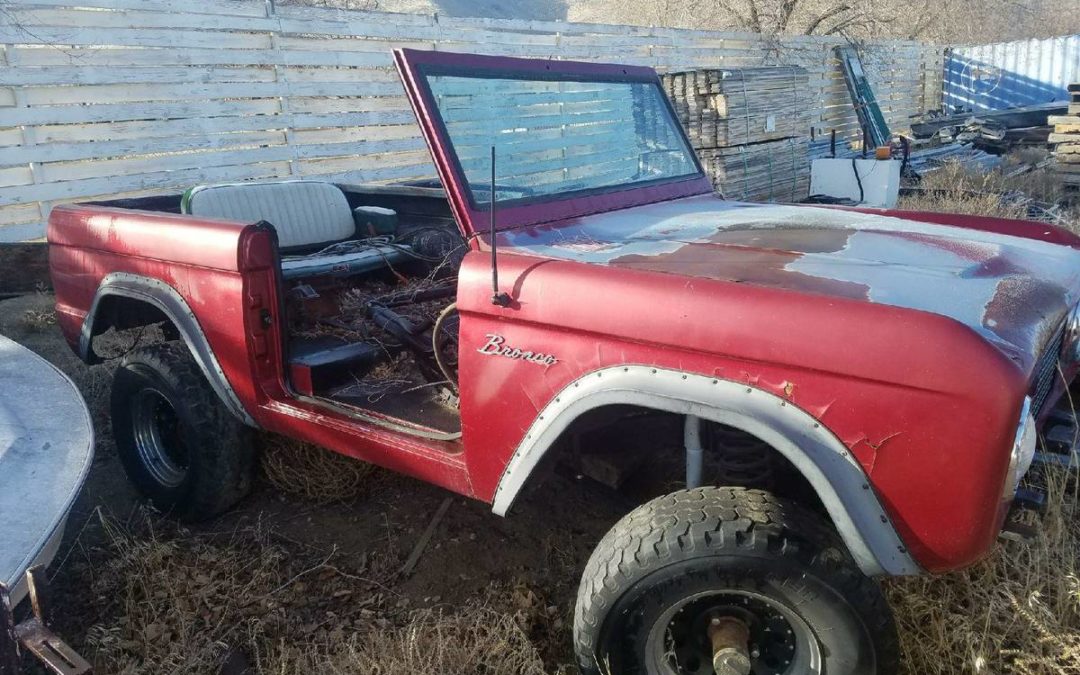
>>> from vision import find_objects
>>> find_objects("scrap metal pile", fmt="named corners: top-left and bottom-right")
top-left (912, 102), bottom-right (1066, 153)
top-left (662, 67), bottom-right (812, 202)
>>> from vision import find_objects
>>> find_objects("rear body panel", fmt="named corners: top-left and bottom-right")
top-left (48, 204), bottom-right (472, 496)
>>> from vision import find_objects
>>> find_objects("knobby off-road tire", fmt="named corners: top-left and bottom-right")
top-left (111, 343), bottom-right (255, 521)
top-left (574, 486), bottom-right (899, 675)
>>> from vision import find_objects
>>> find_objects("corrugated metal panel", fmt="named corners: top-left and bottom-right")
top-left (943, 34), bottom-right (1080, 111)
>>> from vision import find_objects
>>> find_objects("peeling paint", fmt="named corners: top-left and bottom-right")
top-left (498, 193), bottom-right (1080, 369)
top-left (865, 431), bottom-right (901, 450)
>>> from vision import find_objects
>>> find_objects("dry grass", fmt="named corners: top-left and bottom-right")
top-left (20, 306), bottom-right (56, 329)
top-left (80, 515), bottom-right (293, 674)
top-left (55, 462), bottom-right (1080, 675)
top-left (260, 434), bottom-right (380, 503)
top-left (271, 606), bottom-right (550, 675)
top-left (60, 510), bottom-right (551, 675)
top-left (889, 464), bottom-right (1080, 675)
top-left (897, 155), bottom-right (1080, 233)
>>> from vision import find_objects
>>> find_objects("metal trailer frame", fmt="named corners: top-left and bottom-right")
top-left (0, 566), bottom-right (90, 675)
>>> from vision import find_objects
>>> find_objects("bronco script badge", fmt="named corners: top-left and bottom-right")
top-left (477, 334), bottom-right (558, 366)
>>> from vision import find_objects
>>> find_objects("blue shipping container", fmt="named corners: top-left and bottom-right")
top-left (943, 35), bottom-right (1079, 111)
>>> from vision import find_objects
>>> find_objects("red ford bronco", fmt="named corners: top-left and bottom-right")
top-left (48, 49), bottom-right (1080, 675)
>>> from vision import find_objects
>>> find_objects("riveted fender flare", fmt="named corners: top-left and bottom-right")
top-left (491, 365), bottom-right (921, 577)
top-left (80, 272), bottom-right (257, 428)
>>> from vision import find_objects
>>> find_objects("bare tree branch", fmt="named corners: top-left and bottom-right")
top-left (568, 0), bottom-right (1080, 43)
top-left (803, 4), bottom-right (851, 34)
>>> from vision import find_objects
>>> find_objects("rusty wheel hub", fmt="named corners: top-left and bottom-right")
top-left (646, 590), bottom-right (820, 675)
top-left (707, 616), bottom-right (752, 675)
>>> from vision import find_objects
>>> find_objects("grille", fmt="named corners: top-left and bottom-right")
top-left (1031, 323), bottom-right (1066, 419)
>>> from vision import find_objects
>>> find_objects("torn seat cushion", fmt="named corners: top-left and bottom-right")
top-left (182, 180), bottom-right (356, 250)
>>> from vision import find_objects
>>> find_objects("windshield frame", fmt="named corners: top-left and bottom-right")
top-left (394, 49), bottom-right (713, 235)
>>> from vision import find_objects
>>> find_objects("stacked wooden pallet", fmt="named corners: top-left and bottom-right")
top-left (662, 67), bottom-right (812, 202)
top-left (661, 67), bottom-right (812, 146)
top-left (697, 137), bottom-right (811, 202)
top-left (1049, 84), bottom-right (1080, 193)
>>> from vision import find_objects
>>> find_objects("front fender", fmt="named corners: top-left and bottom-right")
top-left (490, 365), bottom-right (920, 577)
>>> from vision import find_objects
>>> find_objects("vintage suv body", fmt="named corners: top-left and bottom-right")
top-left (48, 49), bottom-right (1080, 675)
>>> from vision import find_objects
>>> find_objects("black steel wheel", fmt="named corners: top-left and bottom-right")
top-left (573, 487), bottom-right (898, 675)
top-left (130, 387), bottom-right (189, 488)
top-left (112, 343), bottom-right (255, 520)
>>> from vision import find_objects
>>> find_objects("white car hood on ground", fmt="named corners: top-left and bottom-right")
top-left (0, 334), bottom-right (93, 602)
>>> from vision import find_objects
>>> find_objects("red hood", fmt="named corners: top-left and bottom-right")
top-left (496, 194), bottom-right (1080, 366)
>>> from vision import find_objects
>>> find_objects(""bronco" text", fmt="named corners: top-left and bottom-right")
top-left (476, 334), bottom-right (558, 366)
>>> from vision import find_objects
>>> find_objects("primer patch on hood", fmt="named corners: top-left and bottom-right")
top-left (498, 195), bottom-right (1080, 360)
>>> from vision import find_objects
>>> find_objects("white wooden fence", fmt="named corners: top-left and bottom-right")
top-left (0, 0), bottom-right (944, 241)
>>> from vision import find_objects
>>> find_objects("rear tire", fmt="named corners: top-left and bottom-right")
top-left (573, 486), bottom-right (898, 675)
top-left (111, 343), bottom-right (255, 520)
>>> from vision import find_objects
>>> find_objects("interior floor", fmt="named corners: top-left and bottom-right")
top-left (280, 184), bottom-right (466, 435)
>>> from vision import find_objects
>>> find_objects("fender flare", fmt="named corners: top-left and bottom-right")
top-left (491, 365), bottom-right (920, 577)
top-left (80, 272), bottom-right (257, 428)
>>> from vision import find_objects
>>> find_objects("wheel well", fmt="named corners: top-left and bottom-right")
top-left (87, 295), bottom-right (178, 360)
top-left (532, 404), bottom-right (825, 515)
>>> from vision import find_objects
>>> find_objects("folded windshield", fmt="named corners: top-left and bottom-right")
top-left (423, 74), bottom-right (701, 206)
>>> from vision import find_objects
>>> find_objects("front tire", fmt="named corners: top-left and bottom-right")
top-left (111, 343), bottom-right (255, 521)
top-left (573, 487), bottom-right (898, 675)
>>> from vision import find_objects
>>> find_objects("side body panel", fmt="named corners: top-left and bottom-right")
top-left (453, 251), bottom-right (1028, 573)
top-left (49, 205), bottom-right (264, 414)
top-left (48, 205), bottom-right (472, 496)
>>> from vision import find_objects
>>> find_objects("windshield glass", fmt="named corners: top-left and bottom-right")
top-left (423, 74), bottom-right (701, 206)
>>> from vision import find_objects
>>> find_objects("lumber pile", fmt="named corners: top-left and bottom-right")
top-left (1049, 84), bottom-right (1080, 193)
top-left (662, 67), bottom-right (812, 202)
top-left (661, 67), bottom-right (812, 146)
top-left (698, 138), bottom-right (811, 203)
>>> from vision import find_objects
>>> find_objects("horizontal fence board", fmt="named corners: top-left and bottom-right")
top-left (0, 26), bottom-right (275, 50)
top-left (0, 65), bottom-right (280, 87)
top-left (0, 99), bottom-right (284, 127)
top-left (0, 222), bottom-right (50, 244)
top-left (0, 0), bottom-right (942, 241)
top-left (3, 130), bottom-right (289, 166)
top-left (4, 7), bottom-right (280, 32)
top-left (37, 146), bottom-right (296, 182)
top-left (0, 204), bottom-right (40, 227)
top-left (0, 161), bottom-right (294, 206)
top-left (19, 80), bottom-right (401, 106)
top-left (0, 128), bottom-right (23, 147)
top-left (15, 0), bottom-right (270, 16)
top-left (31, 115), bottom-right (292, 144)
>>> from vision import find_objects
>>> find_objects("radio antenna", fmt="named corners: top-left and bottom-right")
top-left (490, 145), bottom-right (510, 307)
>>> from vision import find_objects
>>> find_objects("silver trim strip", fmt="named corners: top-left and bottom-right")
top-left (491, 365), bottom-right (921, 576)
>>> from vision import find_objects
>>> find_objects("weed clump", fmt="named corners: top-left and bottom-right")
top-left (888, 464), bottom-right (1080, 675)
top-left (260, 434), bottom-right (379, 503)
